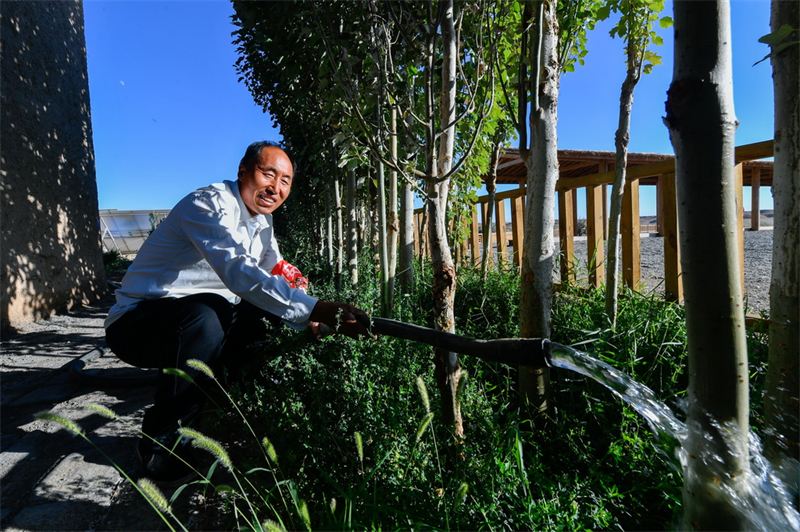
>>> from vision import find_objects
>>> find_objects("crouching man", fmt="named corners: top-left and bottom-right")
top-left (105, 140), bottom-right (371, 486)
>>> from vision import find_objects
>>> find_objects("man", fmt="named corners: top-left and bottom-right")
top-left (105, 141), bottom-right (370, 486)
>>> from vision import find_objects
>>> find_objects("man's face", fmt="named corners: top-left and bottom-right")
top-left (238, 146), bottom-right (294, 216)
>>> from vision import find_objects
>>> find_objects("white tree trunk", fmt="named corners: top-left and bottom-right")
top-left (387, 106), bottom-right (399, 308)
top-left (346, 169), bottom-right (358, 286)
top-left (765, 0), bottom-right (799, 484)
top-left (519, 0), bottom-right (559, 412)
top-left (665, 2), bottom-right (750, 529)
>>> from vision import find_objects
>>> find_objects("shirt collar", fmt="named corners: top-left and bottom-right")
top-left (226, 179), bottom-right (270, 231)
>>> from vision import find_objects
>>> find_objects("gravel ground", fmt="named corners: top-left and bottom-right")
top-left (559, 229), bottom-right (773, 314)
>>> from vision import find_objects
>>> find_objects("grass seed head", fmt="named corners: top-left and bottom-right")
top-left (186, 358), bottom-right (215, 380)
top-left (416, 412), bottom-right (435, 442)
top-left (179, 428), bottom-right (232, 471)
top-left (138, 478), bottom-right (173, 514)
top-left (354, 431), bottom-right (364, 463)
top-left (416, 375), bottom-right (430, 413)
top-left (262, 519), bottom-right (286, 532)
top-left (85, 403), bottom-right (118, 420)
top-left (35, 411), bottom-right (85, 437)
top-left (262, 436), bottom-right (278, 464)
top-left (299, 499), bottom-right (311, 531)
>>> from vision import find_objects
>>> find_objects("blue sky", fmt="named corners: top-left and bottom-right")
top-left (84, 0), bottom-right (775, 216)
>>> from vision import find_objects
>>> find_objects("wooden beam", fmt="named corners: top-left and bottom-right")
top-left (586, 184), bottom-right (605, 288)
top-left (734, 139), bottom-right (773, 162)
top-left (621, 178), bottom-right (641, 289)
top-left (511, 195), bottom-right (524, 268)
top-left (751, 167), bottom-right (761, 231)
top-left (558, 189), bottom-right (575, 282)
top-left (662, 172), bottom-right (682, 303)
top-left (495, 198), bottom-right (507, 264)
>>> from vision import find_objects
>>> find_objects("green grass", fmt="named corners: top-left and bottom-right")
top-left (185, 258), bottom-right (770, 531)
top-left (64, 248), bottom-right (768, 530)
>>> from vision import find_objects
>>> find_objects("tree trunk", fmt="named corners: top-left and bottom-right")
top-left (325, 189), bottom-right (334, 269)
top-left (765, 0), bottom-right (799, 489)
top-left (665, 2), bottom-right (750, 529)
top-left (346, 169), bottom-right (358, 286)
top-left (429, 0), bottom-right (462, 437)
top-left (518, 0), bottom-right (558, 412)
top-left (605, 72), bottom-right (639, 325)
top-left (377, 157), bottom-right (390, 316)
top-left (482, 141), bottom-right (501, 277)
top-left (334, 176), bottom-right (344, 293)
top-left (387, 106), bottom-right (399, 309)
top-left (399, 180), bottom-right (415, 293)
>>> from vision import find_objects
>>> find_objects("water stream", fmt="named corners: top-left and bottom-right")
top-left (546, 341), bottom-right (799, 531)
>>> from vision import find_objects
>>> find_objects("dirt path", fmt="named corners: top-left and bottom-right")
top-left (0, 293), bottom-right (206, 531)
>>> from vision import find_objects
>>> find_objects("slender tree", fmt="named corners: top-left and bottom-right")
top-left (665, 1), bottom-right (750, 528)
top-left (507, 0), bottom-right (601, 411)
top-left (764, 0), bottom-right (799, 488)
top-left (603, 0), bottom-right (671, 325)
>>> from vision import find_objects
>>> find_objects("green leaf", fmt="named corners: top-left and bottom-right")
top-left (758, 24), bottom-right (797, 46)
top-left (659, 16), bottom-right (673, 29)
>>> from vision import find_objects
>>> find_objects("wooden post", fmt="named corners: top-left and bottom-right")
top-left (662, 172), bottom-right (683, 302)
top-left (735, 163), bottom-right (745, 292)
top-left (751, 167), bottom-right (761, 231)
top-left (470, 203), bottom-right (480, 266)
top-left (571, 188), bottom-right (579, 236)
top-left (656, 176), bottom-right (664, 236)
top-left (586, 184), bottom-right (605, 288)
top-left (495, 198), bottom-right (507, 265)
top-left (511, 194), bottom-right (524, 269)
top-left (621, 178), bottom-right (641, 289)
top-left (600, 162), bottom-right (610, 240)
top-left (558, 189), bottom-right (575, 282)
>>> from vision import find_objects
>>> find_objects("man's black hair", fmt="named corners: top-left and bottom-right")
top-left (240, 140), bottom-right (297, 176)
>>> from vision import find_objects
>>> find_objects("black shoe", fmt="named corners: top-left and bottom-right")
top-left (135, 433), bottom-right (199, 488)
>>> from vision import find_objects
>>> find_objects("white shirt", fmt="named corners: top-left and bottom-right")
top-left (104, 180), bottom-right (318, 329)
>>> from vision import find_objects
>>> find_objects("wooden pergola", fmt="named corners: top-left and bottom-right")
top-left (493, 144), bottom-right (774, 233)
top-left (415, 140), bottom-right (773, 319)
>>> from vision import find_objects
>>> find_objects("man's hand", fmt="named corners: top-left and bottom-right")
top-left (309, 301), bottom-right (374, 340)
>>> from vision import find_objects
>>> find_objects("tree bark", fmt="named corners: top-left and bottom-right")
top-left (387, 106), bottom-right (399, 309)
top-left (765, 0), bottom-right (799, 489)
top-left (325, 189), bottom-right (334, 268)
top-left (377, 156), bottom-right (390, 316)
top-left (399, 179), bottom-right (415, 293)
top-left (429, 0), bottom-right (462, 437)
top-left (665, 2), bottom-right (750, 529)
top-left (482, 141), bottom-right (501, 277)
top-left (518, 0), bottom-right (558, 412)
top-left (334, 175), bottom-right (344, 293)
top-left (346, 169), bottom-right (358, 286)
top-left (605, 72), bottom-right (639, 325)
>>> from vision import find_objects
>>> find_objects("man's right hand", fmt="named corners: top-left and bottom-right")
top-left (308, 301), bottom-right (374, 340)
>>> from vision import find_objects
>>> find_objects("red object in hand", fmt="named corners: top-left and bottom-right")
top-left (270, 260), bottom-right (309, 291)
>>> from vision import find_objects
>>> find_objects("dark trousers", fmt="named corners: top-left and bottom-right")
top-left (105, 293), bottom-right (279, 438)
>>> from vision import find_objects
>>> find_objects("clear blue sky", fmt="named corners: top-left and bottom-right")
top-left (85, 0), bottom-right (775, 216)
